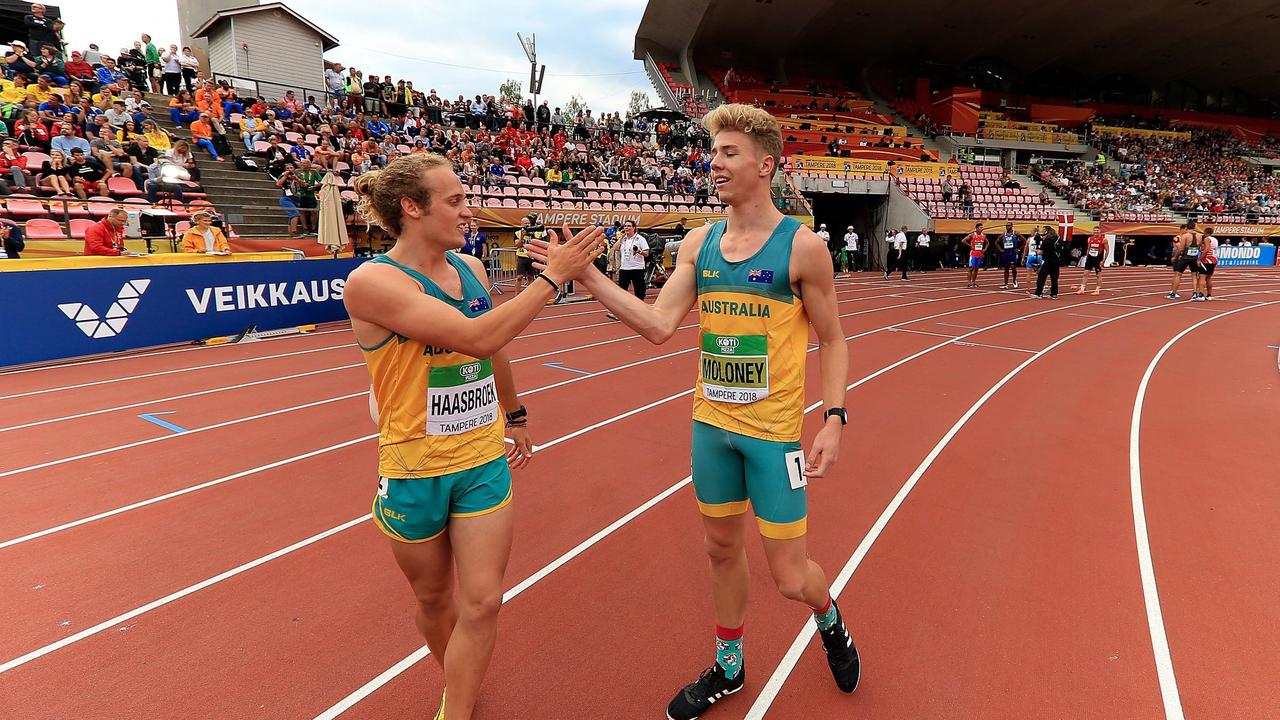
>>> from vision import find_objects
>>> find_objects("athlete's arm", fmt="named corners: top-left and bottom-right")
top-left (532, 224), bottom-right (704, 345)
top-left (343, 226), bottom-right (603, 359)
top-left (793, 228), bottom-right (848, 479)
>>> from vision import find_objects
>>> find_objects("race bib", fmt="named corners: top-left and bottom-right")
top-left (1187, 247), bottom-right (1200, 257)
top-left (975, 241), bottom-right (985, 252)
top-left (427, 359), bottom-right (499, 435)
top-left (1003, 239), bottom-right (1014, 249)
top-left (1088, 248), bottom-right (1100, 257)
top-left (700, 333), bottom-right (769, 404)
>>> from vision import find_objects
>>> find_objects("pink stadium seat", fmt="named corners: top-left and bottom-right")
top-left (174, 220), bottom-right (191, 234)
top-left (501, 198), bottom-right (517, 208)
top-left (6, 198), bottom-right (46, 217)
top-left (305, 134), bottom-right (320, 145)
top-left (285, 132), bottom-right (303, 144)
top-left (24, 218), bottom-right (65, 238)
top-left (253, 140), bottom-right (271, 154)
top-left (107, 177), bottom-right (143, 198)
top-left (68, 218), bottom-right (95, 238)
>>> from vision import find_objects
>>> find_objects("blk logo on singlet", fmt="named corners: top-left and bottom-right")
top-left (57, 279), bottom-right (150, 339)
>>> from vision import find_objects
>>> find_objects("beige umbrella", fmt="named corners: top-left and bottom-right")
top-left (317, 171), bottom-right (349, 257)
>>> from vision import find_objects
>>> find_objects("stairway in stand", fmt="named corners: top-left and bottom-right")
top-left (143, 91), bottom-right (293, 238)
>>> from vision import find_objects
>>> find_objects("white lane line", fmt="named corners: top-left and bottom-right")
top-left (310, 474), bottom-right (695, 720)
top-left (887, 328), bottom-right (958, 339)
top-left (310, 282), bottom-right (1233, 718)
top-left (742, 290), bottom-right (1278, 719)
top-left (1067, 312), bottom-right (1116, 319)
top-left (0, 274), bottom-right (1241, 480)
top-left (0, 436), bottom-right (375, 550)
top-left (952, 341), bottom-right (1037, 354)
top-left (0, 515), bottom-right (369, 675)
top-left (1128, 301), bottom-right (1278, 720)
top-left (0, 291), bottom-right (1032, 546)
top-left (0, 327), bottom-right (351, 377)
top-left (0, 392), bottom-right (368, 479)
top-left (0, 344), bottom-right (356, 401)
top-left (0, 363), bottom-right (367, 433)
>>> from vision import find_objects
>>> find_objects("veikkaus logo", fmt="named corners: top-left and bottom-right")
top-left (57, 279), bottom-right (150, 339)
top-left (185, 278), bottom-right (345, 313)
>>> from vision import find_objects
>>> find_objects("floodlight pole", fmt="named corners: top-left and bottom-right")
top-left (516, 32), bottom-right (545, 112)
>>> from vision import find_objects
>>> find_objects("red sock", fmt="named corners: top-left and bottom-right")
top-left (715, 623), bottom-right (743, 641)
top-left (811, 596), bottom-right (832, 616)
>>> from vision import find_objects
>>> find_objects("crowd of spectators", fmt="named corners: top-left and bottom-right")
top-left (1037, 127), bottom-right (1280, 221)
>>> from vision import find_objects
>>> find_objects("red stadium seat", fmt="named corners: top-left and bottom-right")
top-left (107, 177), bottom-right (143, 198)
top-left (24, 218), bottom-right (65, 238)
top-left (68, 218), bottom-right (95, 238)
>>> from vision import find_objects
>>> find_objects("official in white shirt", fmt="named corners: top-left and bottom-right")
top-left (842, 226), bottom-right (860, 273)
top-left (885, 225), bottom-right (909, 280)
top-left (614, 220), bottom-right (650, 299)
top-left (915, 228), bottom-right (933, 272)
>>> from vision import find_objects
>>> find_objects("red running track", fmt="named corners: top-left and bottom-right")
top-left (0, 267), bottom-right (1277, 719)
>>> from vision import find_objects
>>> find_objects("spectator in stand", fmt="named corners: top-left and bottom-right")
top-left (37, 90), bottom-right (67, 119)
top-left (160, 44), bottom-right (181, 95)
top-left (40, 148), bottom-right (72, 194)
top-left (275, 164), bottom-right (303, 236)
top-left (119, 43), bottom-right (147, 89)
top-left (141, 33), bottom-right (160, 92)
top-left (169, 99), bottom-right (199, 128)
top-left (82, 43), bottom-right (100, 66)
top-left (49, 121), bottom-right (89, 156)
top-left (95, 56), bottom-right (124, 89)
top-left (0, 138), bottom-right (31, 189)
top-left (63, 50), bottom-right (95, 90)
top-left (325, 62), bottom-right (345, 105)
top-left (0, 220), bottom-right (25, 259)
top-left (144, 156), bottom-right (187, 204)
top-left (140, 118), bottom-right (171, 151)
top-left (240, 111), bottom-right (265, 152)
top-left (67, 146), bottom-right (110, 198)
top-left (343, 67), bottom-right (363, 112)
top-left (24, 4), bottom-right (60, 55)
top-left (4, 40), bottom-right (37, 80)
top-left (14, 109), bottom-right (49, 149)
top-left (166, 139), bottom-right (199, 182)
top-left (34, 44), bottom-right (65, 85)
top-left (126, 133), bottom-right (160, 187)
top-left (362, 73), bottom-right (382, 114)
top-left (180, 211), bottom-right (230, 253)
top-left (103, 98), bottom-right (130, 127)
top-left (188, 112), bottom-right (222, 160)
top-left (83, 208), bottom-right (135, 256)
top-left (290, 157), bottom-right (322, 234)
top-left (177, 46), bottom-right (198, 93)
top-left (89, 125), bottom-right (131, 182)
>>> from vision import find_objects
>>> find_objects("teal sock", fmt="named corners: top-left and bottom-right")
top-left (715, 624), bottom-right (743, 680)
top-left (813, 597), bottom-right (838, 632)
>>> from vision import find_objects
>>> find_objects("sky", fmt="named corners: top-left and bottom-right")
top-left (49, 0), bottom-right (654, 112)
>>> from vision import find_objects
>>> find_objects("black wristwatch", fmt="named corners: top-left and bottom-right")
top-left (823, 407), bottom-right (848, 425)
top-left (505, 405), bottom-right (528, 423)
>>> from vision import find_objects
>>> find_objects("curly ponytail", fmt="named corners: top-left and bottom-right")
top-left (352, 153), bottom-right (453, 236)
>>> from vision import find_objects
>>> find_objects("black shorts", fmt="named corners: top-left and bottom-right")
top-left (1084, 254), bottom-right (1104, 272)
top-left (1173, 256), bottom-right (1196, 273)
top-left (593, 256), bottom-right (608, 273)
top-left (1194, 260), bottom-right (1215, 275)
top-left (516, 255), bottom-right (535, 277)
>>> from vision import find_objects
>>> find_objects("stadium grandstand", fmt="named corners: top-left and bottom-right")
top-left (637, 0), bottom-right (1280, 266)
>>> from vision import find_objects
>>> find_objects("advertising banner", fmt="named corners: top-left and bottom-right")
top-left (1091, 125), bottom-right (1192, 141)
top-left (790, 155), bottom-right (958, 179)
top-left (0, 257), bottom-right (364, 366)
top-left (979, 127), bottom-right (1079, 144)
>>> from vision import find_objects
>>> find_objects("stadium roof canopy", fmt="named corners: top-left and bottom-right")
top-left (635, 0), bottom-right (1280, 105)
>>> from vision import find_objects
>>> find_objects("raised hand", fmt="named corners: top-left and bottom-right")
top-left (538, 224), bottom-right (605, 284)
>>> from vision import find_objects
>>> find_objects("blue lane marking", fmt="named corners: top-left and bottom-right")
top-left (543, 362), bottom-right (594, 376)
top-left (138, 411), bottom-right (188, 434)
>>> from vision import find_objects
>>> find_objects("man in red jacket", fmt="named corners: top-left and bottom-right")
top-left (83, 208), bottom-right (137, 256)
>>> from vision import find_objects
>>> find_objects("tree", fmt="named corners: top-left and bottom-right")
top-left (564, 93), bottom-right (588, 118)
top-left (627, 91), bottom-right (651, 117)
top-left (499, 78), bottom-right (523, 106)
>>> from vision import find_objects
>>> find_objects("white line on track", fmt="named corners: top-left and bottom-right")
top-left (312, 280), bottom-right (1259, 717)
top-left (5, 279), bottom-right (1270, 687)
top-left (0, 392), bottom-right (368, 479)
top-left (0, 363), bottom-right (367, 433)
top-left (1127, 300), bottom-right (1279, 720)
top-left (742, 290), bottom-right (1280, 718)
top-left (0, 343), bottom-right (357, 401)
top-left (0, 327), bottom-right (352, 377)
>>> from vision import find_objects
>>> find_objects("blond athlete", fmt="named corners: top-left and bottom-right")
top-left (532, 104), bottom-right (859, 718)
top-left (343, 153), bottom-right (602, 720)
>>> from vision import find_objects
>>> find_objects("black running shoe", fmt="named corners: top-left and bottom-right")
top-left (818, 601), bottom-right (861, 693)
top-left (666, 664), bottom-right (745, 720)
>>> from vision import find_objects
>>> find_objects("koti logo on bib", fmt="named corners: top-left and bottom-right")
top-left (717, 336), bottom-right (740, 352)
top-left (459, 362), bottom-right (482, 381)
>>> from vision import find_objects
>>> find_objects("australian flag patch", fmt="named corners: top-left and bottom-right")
top-left (747, 269), bottom-right (774, 284)
top-left (468, 296), bottom-right (491, 313)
